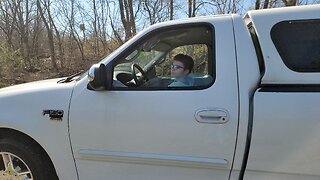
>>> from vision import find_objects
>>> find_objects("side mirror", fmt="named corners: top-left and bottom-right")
top-left (87, 63), bottom-right (113, 91)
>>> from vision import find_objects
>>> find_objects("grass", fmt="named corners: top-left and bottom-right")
top-left (0, 170), bottom-right (20, 180)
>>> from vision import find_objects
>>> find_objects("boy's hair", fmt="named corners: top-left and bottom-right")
top-left (174, 54), bottom-right (194, 73)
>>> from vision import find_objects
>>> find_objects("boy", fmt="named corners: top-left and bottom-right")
top-left (168, 54), bottom-right (194, 87)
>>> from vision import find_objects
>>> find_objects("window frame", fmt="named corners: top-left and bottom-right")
top-left (111, 22), bottom-right (216, 91)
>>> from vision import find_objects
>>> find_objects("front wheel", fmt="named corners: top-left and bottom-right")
top-left (0, 136), bottom-right (58, 180)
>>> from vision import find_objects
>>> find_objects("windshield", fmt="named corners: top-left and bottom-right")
top-left (115, 49), bottom-right (164, 73)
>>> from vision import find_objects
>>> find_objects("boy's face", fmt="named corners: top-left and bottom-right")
top-left (171, 60), bottom-right (189, 78)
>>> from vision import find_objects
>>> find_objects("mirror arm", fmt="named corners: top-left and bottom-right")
top-left (87, 63), bottom-right (113, 91)
top-left (105, 62), bottom-right (113, 90)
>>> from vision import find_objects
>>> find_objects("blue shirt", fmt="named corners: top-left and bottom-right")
top-left (168, 74), bottom-right (194, 87)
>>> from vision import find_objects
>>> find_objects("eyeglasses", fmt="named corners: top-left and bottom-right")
top-left (170, 64), bottom-right (184, 70)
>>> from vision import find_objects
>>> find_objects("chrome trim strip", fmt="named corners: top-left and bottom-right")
top-left (79, 149), bottom-right (228, 169)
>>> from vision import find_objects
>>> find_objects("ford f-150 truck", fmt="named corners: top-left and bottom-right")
top-left (0, 4), bottom-right (319, 180)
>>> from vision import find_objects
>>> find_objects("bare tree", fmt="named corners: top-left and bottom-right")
top-left (255, 0), bottom-right (261, 9)
top-left (263, 0), bottom-right (269, 8)
top-left (0, 1), bottom-right (17, 49)
top-left (118, 0), bottom-right (137, 41)
top-left (14, 0), bottom-right (33, 69)
top-left (170, 0), bottom-right (173, 20)
top-left (99, 0), bottom-right (109, 53)
top-left (143, 0), bottom-right (170, 25)
top-left (37, 0), bottom-right (59, 71)
top-left (255, 0), bottom-right (297, 9)
top-left (92, 0), bottom-right (100, 57)
top-left (204, 0), bottom-right (241, 14)
top-left (58, 0), bottom-right (85, 61)
top-left (188, 0), bottom-right (196, 17)
top-left (47, 3), bottom-right (65, 68)
top-left (282, 0), bottom-right (297, 6)
top-left (255, 0), bottom-right (270, 9)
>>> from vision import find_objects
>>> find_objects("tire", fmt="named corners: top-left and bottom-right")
top-left (0, 136), bottom-right (58, 180)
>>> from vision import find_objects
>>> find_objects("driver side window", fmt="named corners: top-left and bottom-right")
top-left (113, 24), bottom-right (215, 90)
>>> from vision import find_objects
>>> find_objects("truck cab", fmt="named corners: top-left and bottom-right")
top-left (70, 14), bottom-right (249, 180)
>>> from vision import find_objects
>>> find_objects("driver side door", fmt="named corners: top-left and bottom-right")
top-left (69, 17), bottom-right (238, 180)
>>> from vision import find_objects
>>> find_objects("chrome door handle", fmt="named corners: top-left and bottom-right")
top-left (195, 109), bottom-right (229, 124)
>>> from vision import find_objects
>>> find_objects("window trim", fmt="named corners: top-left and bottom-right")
top-left (270, 19), bottom-right (320, 73)
top-left (110, 22), bottom-right (216, 91)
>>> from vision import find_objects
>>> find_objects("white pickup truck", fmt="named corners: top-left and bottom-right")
top-left (0, 4), bottom-right (319, 180)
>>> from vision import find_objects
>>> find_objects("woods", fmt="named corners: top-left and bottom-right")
top-left (0, 0), bottom-right (318, 87)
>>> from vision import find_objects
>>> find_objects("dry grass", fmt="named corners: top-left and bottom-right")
top-left (0, 171), bottom-right (20, 180)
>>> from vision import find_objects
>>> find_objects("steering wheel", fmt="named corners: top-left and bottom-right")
top-left (131, 63), bottom-right (149, 86)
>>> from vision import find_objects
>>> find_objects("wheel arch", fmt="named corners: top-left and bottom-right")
top-left (0, 127), bottom-right (58, 177)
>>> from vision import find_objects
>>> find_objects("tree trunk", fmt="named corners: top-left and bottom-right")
top-left (283, 0), bottom-right (296, 6)
top-left (93, 0), bottom-right (99, 57)
top-left (188, 0), bottom-right (192, 17)
top-left (100, 0), bottom-right (108, 54)
top-left (69, 0), bottom-right (85, 62)
top-left (118, 0), bottom-right (130, 40)
top-left (32, 6), bottom-right (41, 62)
top-left (255, 0), bottom-right (261, 9)
top-left (188, 0), bottom-right (196, 17)
top-left (192, 0), bottom-right (196, 17)
top-left (36, 0), bottom-right (59, 72)
top-left (128, 0), bottom-right (136, 35)
top-left (263, 0), bottom-right (269, 8)
top-left (16, 0), bottom-right (32, 70)
top-left (170, 0), bottom-right (173, 20)
top-left (48, 1), bottom-right (65, 68)
top-left (118, 0), bottom-right (136, 41)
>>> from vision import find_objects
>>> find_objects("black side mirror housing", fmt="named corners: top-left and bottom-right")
top-left (87, 63), bottom-right (113, 91)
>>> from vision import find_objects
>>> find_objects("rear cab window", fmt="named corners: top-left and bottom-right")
top-left (271, 19), bottom-right (320, 72)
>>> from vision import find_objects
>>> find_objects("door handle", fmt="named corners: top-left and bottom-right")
top-left (195, 109), bottom-right (229, 124)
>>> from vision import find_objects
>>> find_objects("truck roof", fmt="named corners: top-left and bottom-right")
top-left (247, 4), bottom-right (320, 17)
